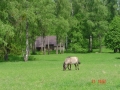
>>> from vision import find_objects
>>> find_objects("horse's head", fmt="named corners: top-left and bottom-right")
top-left (63, 62), bottom-right (67, 71)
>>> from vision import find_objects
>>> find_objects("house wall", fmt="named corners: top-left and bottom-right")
top-left (35, 36), bottom-right (65, 51)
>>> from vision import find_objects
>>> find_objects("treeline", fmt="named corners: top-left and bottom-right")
top-left (0, 0), bottom-right (120, 61)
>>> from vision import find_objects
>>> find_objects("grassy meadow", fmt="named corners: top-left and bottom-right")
top-left (0, 52), bottom-right (120, 90)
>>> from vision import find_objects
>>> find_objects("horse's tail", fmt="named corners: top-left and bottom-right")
top-left (78, 60), bottom-right (81, 64)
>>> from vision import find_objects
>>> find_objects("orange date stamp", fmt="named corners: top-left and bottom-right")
top-left (92, 79), bottom-right (106, 84)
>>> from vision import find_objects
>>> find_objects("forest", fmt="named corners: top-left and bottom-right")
top-left (0, 0), bottom-right (120, 61)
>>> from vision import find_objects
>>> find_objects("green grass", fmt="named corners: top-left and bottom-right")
top-left (0, 53), bottom-right (120, 90)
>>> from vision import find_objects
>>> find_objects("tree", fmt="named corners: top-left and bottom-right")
top-left (54, 17), bottom-right (69, 54)
top-left (55, 0), bottom-right (71, 54)
top-left (68, 16), bottom-right (84, 52)
top-left (93, 0), bottom-right (108, 52)
top-left (80, 0), bottom-right (109, 53)
top-left (107, 0), bottom-right (118, 22)
top-left (34, 0), bottom-right (55, 55)
top-left (0, 0), bottom-right (15, 60)
top-left (0, 20), bottom-right (14, 60)
top-left (105, 16), bottom-right (120, 52)
top-left (67, 0), bottom-right (87, 52)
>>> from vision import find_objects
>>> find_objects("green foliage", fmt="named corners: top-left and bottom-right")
top-left (0, 21), bottom-right (14, 44)
top-left (0, 20), bottom-right (14, 58)
top-left (105, 16), bottom-right (120, 50)
top-left (0, 0), bottom-right (120, 59)
top-left (34, 0), bottom-right (55, 35)
top-left (55, 0), bottom-right (71, 18)
top-left (55, 16), bottom-right (69, 43)
top-left (85, 0), bottom-right (109, 52)
top-left (55, 0), bottom-right (71, 44)
top-left (107, 0), bottom-right (118, 21)
top-left (68, 27), bottom-right (84, 52)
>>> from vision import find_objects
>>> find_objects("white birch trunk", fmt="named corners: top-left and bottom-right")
top-left (24, 21), bottom-right (29, 61)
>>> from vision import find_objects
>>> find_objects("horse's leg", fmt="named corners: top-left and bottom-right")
top-left (74, 64), bottom-right (77, 70)
top-left (68, 64), bottom-right (70, 70)
top-left (68, 64), bottom-right (71, 70)
top-left (77, 64), bottom-right (79, 70)
top-left (69, 64), bottom-right (71, 70)
top-left (67, 64), bottom-right (69, 70)
top-left (76, 64), bottom-right (79, 70)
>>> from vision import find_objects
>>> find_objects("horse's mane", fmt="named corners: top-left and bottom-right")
top-left (67, 56), bottom-right (71, 58)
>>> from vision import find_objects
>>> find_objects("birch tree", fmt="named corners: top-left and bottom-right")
top-left (55, 0), bottom-right (71, 54)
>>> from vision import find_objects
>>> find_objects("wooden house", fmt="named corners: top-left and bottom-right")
top-left (35, 36), bottom-right (65, 51)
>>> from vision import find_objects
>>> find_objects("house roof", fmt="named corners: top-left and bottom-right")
top-left (35, 36), bottom-right (57, 47)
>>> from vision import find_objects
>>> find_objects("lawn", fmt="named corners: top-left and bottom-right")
top-left (0, 53), bottom-right (120, 90)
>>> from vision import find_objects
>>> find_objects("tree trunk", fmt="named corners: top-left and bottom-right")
top-left (99, 35), bottom-right (102, 53)
top-left (114, 48), bottom-right (117, 53)
top-left (4, 47), bottom-right (8, 61)
top-left (4, 53), bottom-right (8, 61)
top-left (65, 35), bottom-right (68, 51)
top-left (24, 21), bottom-right (29, 61)
top-left (60, 42), bottom-right (61, 54)
top-left (62, 44), bottom-right (64, 54)
top-left (32, 41), bottom-right (36, 54)
top-left (56, 36), bottom-right (59, 54)
top-left (88, 35), bottom-right (92, 52)
top-left (43, 36), bottom-right (46, 55)
top-left (47, 36), bottom-right (50, 55)
top-left (119, 48), bottom-right (120, 53)
top-left (41, 37), bottom-right (43, 53)
top-left (56, 44), bottom-right (58, 54)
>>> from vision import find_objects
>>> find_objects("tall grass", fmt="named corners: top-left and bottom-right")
top-left (0, 53), bottom-right (120, 90)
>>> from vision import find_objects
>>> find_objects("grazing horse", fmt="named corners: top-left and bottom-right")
top-left (63, 56), bottom-right (81, 71)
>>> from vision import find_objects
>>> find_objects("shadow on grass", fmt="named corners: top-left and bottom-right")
top-left (9, 55), bottom-right (23, 62)
top-left (116, 84), bottom-right (120, 88)
top-left (0, 56), bottom-right (22, 62)
top-left (0, 55), bottom-right (37, 62)
top-left (116, 57), bottom-right (120, 60)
